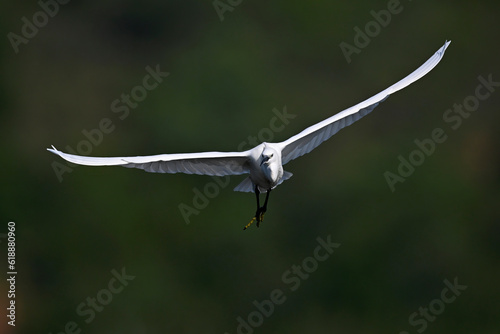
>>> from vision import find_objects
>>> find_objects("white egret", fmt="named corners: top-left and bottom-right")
top-left (48, 41), bottom-right (450, 229)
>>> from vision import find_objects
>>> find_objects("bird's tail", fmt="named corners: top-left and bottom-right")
top-left (233, 171), bottom-right (293, 193)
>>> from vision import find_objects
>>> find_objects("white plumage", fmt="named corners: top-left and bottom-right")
top-left (48, 41), bottom-right (450, 227)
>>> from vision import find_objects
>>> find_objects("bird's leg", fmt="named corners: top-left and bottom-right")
top-left (257, 189), bottom-right (271, 227)
top-left (243, 185), bottom-right (261, 230)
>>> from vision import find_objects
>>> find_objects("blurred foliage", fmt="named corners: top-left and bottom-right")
top-left (0, 0), bottom-right (499, 333)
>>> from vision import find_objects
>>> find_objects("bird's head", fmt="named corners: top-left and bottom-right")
top-left (260, 146), bottom-right (279, 166)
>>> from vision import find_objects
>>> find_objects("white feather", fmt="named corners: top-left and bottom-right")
top-left (277, 41), bottom-right (450, 165)
top-left (48, 41), bottom-right (450, 193)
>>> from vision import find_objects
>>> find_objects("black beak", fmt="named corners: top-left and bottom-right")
top-left (260, 156), bottom-right (269, 166)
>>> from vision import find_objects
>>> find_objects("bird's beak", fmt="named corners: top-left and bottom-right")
top-left (260, 157), bottom-right (269, 166)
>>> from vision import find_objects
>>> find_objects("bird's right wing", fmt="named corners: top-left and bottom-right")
top-left (278, 40), bottom-right (451, 165)
top-left (47, 146), bottom-right (251, 176)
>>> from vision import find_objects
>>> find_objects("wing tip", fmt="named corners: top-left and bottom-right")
top-left (47, 145), bottom-right (59, 155)
top-left (440, 40), bottom-right (451, 55)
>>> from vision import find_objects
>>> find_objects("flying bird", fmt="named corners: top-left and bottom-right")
top-left (48, 41), bottom-right (450, 229)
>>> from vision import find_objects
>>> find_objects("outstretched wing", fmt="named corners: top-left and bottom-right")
top-left (47, 146), bottom-right (251, 176)
top-left (278, 40), bottom-right (451, 165)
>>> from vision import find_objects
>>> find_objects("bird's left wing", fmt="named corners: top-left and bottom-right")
top-left (277, 40), bottom-right (450, 165)
top-left (47, 146), bottom-right (251, 176)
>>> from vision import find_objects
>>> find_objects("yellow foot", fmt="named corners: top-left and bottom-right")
top-left (256, 212), bottom-right (265, 227)
top-left (244, 212), bottom-right (266, 230)
top-left (243, 217), bottom-right (256, 230)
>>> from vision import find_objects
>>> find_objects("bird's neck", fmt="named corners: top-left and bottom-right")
top-left (262, 162), bottom-right (283, 186)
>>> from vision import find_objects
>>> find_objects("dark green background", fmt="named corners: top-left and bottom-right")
top-left (1, 1), bottom-right (499, 333)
